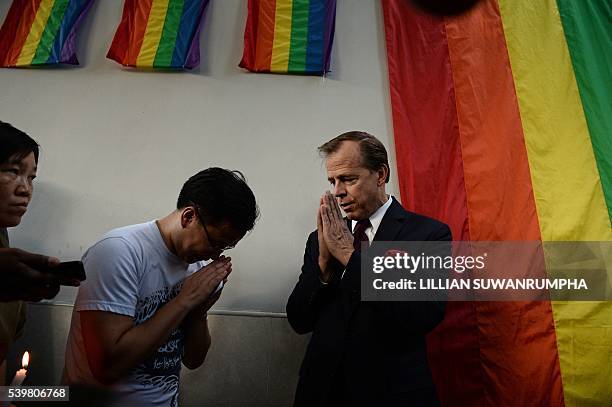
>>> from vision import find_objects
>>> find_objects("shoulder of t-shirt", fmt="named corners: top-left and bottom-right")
top-left (84, 222), bottom-right (156, 268)
top-left (101, 221), bottom-right (157, 242)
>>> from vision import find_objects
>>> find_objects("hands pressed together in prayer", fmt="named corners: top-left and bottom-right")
top-left (178, 255), bottom-right (231, 313)
top-left (317, 191), bottom-right (354, 282)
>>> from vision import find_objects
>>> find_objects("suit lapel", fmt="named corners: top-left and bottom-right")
top-left (373, 197), bottom-right (407, 242)
top-left (344, 198), bottom-right (408, 321)
top-left (343, 197), bottom-right (407, 241)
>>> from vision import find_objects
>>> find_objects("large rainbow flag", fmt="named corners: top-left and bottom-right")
top-left (382, 0), bottom-right (612, 405)
top-left (240, 0), bottom-right (336, 75)
top-left (107, 0), bottom-right (209, 69)
top-left (0, 0), bottom-right (94, 67)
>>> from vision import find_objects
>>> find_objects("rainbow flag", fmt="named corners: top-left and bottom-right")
top-left (383, 0), bottom-right (611, 406)
top-left (0, 0), bottom-right (94, 67)
top-left (240, 0), bottom-right (336, 75)
top-left (107, 0), bottom-right (209, 69)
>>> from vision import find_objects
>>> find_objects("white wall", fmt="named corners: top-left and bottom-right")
top-left (0, 0), bottom-right (397, 313)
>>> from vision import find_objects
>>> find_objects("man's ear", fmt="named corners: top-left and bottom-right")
top-left (377, 165), bottom-right (389, 186)
top-left (180, 207), bottom-right (197, 228)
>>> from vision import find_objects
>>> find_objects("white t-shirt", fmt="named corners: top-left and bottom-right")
top-left (64, 221), bottom-right (206, 407)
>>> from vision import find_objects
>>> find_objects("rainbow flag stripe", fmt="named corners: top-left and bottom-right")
top-left (107, 0), bottom-right (209, 69)
top-left (383, 0), bottom-right (611, 406)
top-left (240, 0), bottom-right (336, 75)
top-left (0, 0), bottom-right (93, 67)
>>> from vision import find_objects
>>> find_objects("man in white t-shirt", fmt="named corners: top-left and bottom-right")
top-left (63, 168), bottom-right (259, 406)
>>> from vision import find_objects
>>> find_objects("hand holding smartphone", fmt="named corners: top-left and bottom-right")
top-left (45, 260), bottom-right (86, 286)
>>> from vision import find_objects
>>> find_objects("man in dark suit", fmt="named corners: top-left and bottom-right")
top-left (287, 131), bottom-right (451, 407)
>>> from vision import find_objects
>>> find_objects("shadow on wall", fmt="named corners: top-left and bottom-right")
top-left (13, 181), bottom-right (157, 259)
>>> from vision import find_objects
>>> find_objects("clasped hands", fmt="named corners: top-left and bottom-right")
top-left (317, 191), bottom-right (354, 282)
top-left (177, 256), bottom-right (231, 315)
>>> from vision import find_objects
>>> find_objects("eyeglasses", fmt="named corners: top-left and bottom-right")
top-left (193, 205), bottom-right (237, 252)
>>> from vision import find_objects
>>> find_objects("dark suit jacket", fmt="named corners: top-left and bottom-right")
top-left (287, 198), bottom-right (451, 407)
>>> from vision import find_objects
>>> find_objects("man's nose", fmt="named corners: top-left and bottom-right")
top-left (333, 182), bottom-right (346, 198)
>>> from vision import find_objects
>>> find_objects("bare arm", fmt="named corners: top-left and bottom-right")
top-left (183, 315), bottom-right (211, 370)
top-left (81, 299), bottom-right (189, 384)
top-left (181, 286), bottom-right (225, 370)
top-left (81, 258), bottom-right (231, 384)
top-left (181, 309), bottom-right (211, 370)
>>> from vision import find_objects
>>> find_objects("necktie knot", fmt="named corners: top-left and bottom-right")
top-left (353, 219), bottom-right (371, 251)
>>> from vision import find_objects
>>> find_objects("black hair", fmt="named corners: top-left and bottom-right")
top-left (0, 121), bottom-right (39, 165)
top-left (177, 168), bottom-right (259, 234)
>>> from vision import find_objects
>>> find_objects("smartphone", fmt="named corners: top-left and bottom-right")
top-left (47, 261), bottom-right (87, 283)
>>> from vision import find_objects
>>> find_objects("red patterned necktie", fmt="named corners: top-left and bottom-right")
top-left (353, 219), bottom-right (372, 251)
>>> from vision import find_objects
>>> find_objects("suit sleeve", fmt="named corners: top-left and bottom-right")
top-left (340, 223), bottom-right (452, 335)
top-left (286, 231), bottom-right (340, 335)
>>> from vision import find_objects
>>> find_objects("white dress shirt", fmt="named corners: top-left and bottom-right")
top-left (350, 195), bottom-right (394, 245)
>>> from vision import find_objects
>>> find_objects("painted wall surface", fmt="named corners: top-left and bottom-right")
top-left (0, 0), bottom-right (397, 313)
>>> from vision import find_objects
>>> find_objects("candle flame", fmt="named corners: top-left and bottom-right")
top-left (21, 351), bottom-right (29, 369)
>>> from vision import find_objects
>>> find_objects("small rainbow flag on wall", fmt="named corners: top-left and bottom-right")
top-left (0, 0), bottom-right (94, 67)
top-left (107, 0), bottom-right (209, 69)
top-left (240, 0), bottom-right (336, 75)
